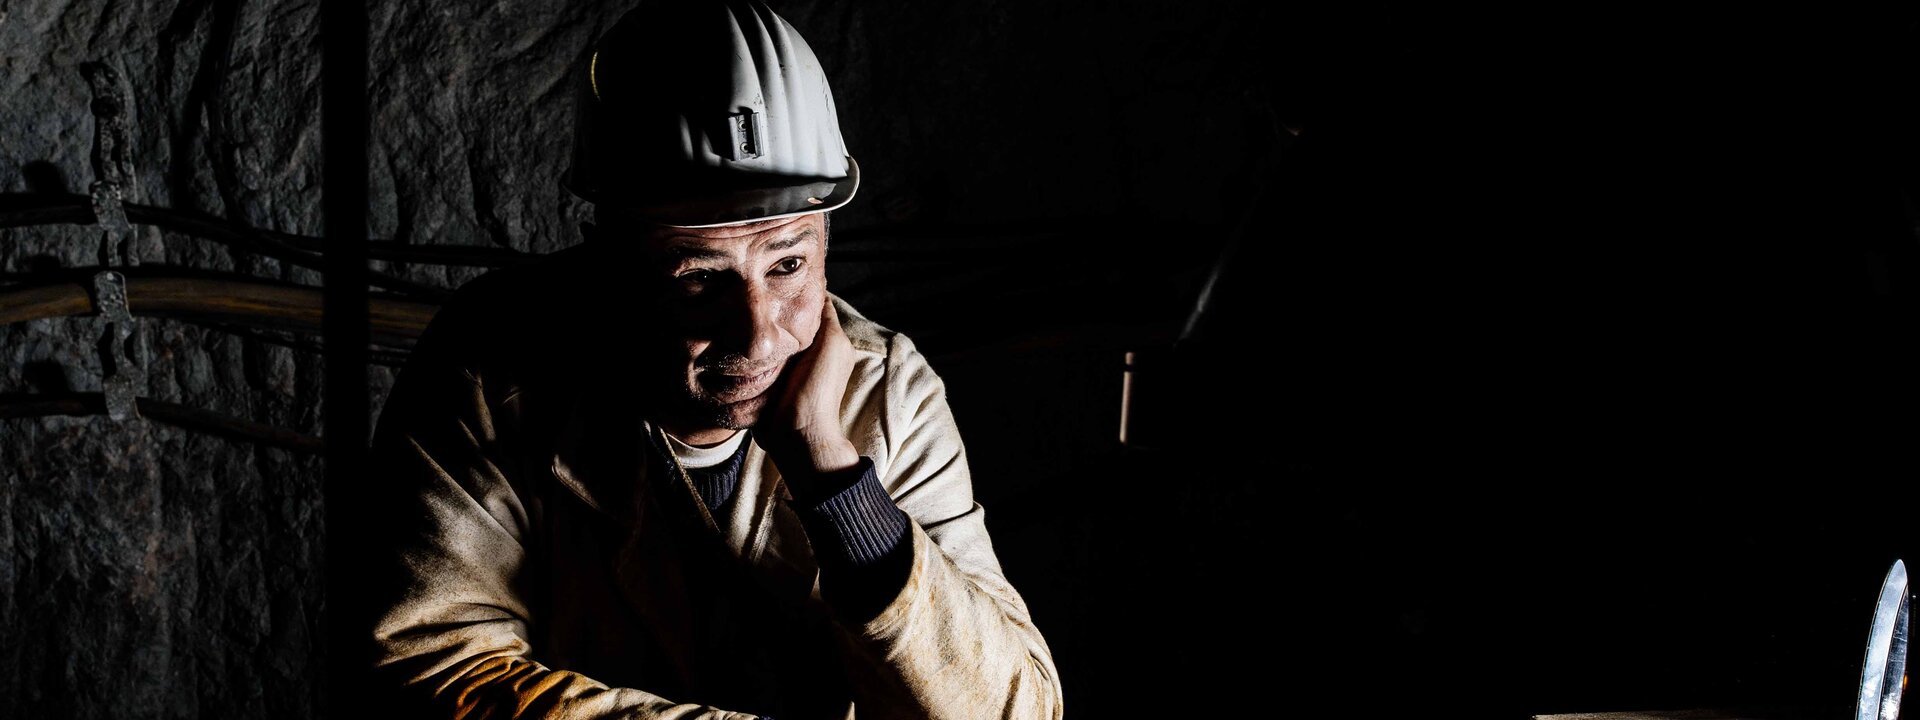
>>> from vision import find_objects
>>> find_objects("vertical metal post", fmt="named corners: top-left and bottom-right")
top-left (1119, 351), bottom-right (1135, 446)
top-left (321, 0), bottom-right (369, 712)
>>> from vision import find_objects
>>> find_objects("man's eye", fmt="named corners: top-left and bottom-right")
top-left (771, 257), bottom-right (804, 275)
top-left (676, 270), bottom-right (716, 293)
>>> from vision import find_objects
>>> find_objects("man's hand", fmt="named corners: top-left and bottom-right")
top-left (758, 299), bottom-right (860, 489)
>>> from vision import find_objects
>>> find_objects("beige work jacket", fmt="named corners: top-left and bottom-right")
top-left (358, 242), bottom-right (1063, 719)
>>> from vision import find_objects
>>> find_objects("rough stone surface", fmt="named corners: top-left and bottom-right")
top-left (4, 0), bottom-right (333, 716)
top-left (8, 0), bottom-right (1910, 716)
top-left (0, 1), bottom-right (1262, 715)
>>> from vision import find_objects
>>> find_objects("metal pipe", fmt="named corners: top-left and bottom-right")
top-left (0, 197), bottom-right (521, 293)
top-left (0, 392), bottom-right (323, 454)
top-left (0, 276), bottom-right (436, 347)
top-left (1119, 351), bottom-right (1136, 446)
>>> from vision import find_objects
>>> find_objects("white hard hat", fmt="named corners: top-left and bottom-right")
top-left (565, 0), bottom-right (860, 228)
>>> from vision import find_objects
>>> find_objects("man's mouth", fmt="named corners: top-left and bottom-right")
top-left (700, 364), bottom-right (780, 403)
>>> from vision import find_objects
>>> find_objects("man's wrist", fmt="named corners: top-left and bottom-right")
top-left (798, 435), bottom-right (859, 476)
top-left (785, 451), bottom-right (869, 508)
top-left (790, 456), bottom-right (909, 568)
top-left (787, 456), bottom-right (912, 622)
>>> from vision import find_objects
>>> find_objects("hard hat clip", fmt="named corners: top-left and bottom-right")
top-left (722, 110), bottom-right (766, 162)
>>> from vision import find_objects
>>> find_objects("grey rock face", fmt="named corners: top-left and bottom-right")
top-left (1, 0), bottom-right (1271, 714)
top-left (0, 0), bottom-right (656, 714)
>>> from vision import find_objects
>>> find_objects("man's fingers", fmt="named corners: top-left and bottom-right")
top-left (818, 298), bottom-right (851, 358)
top-left (821, 296), bottom-right (845, 338)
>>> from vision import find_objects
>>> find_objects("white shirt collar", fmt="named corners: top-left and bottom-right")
top-left (662, 429), bottom-right (748, 469)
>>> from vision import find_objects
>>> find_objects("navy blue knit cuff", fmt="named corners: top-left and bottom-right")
top-left (794, 457), bottom-right (909, 568)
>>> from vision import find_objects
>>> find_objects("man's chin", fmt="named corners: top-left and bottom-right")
top-left (654, 386), bottom-right (771, 439)
top-left (701, 394), bottom-right (768, 432)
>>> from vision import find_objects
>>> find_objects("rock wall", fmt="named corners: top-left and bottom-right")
top-left (8, 1), bottom-right (1913, 716)
top-left (0, 1), bottom-right (1278, 716)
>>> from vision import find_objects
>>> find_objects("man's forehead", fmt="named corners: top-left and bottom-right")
top-left (658, 225), bottom-right (818, 258)
top-left (661, 220), bottom-right (815, 243)
top-left (603, 211), bottom-right (819, 239)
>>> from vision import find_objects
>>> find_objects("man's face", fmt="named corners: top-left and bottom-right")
top-left (616, 212), bottom-right (829, 442)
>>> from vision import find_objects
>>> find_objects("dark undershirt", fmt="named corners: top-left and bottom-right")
top-left (677, 441), bottom-right (913, 623)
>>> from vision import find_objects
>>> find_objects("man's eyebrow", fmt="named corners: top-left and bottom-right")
top-left (663, 243), bottom-right (730, 261)
top-left (765, 227), bottom-right (817, 253)
top-left (663, 227), bottom-right (817, 261)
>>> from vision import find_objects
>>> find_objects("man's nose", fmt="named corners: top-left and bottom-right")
top-left (718, 281), bottom-right (781, 364)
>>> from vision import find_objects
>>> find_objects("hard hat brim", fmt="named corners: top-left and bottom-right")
top-left (585, 157), bottom-right (861, 229)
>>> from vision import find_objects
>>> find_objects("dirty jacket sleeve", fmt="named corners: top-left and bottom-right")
top-left (830, 331), bottom-right (1066, 719)
top-left (359, 300), bottom-right (759, 720)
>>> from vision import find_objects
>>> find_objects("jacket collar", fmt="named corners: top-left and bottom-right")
top-left (547, 389), bottom-right (787, 561)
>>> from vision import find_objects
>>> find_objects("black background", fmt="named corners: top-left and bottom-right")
top-left (885, 4), bottom-right (1920, 717)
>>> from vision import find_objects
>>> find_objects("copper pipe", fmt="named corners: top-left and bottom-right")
top-left (0, 276), bottom-right (436, 346)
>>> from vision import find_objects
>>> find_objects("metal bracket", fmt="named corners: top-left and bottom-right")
top-left (83, 62), bottom-right (137, 267)
top-left (92, 271), bottom-right (142, 421)
top-left (721, 109), bottom-right (766, 161)
top-left (82, 61), bottom-right (146, 421)
top-left (90, 181), bottom-right (132, 261)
